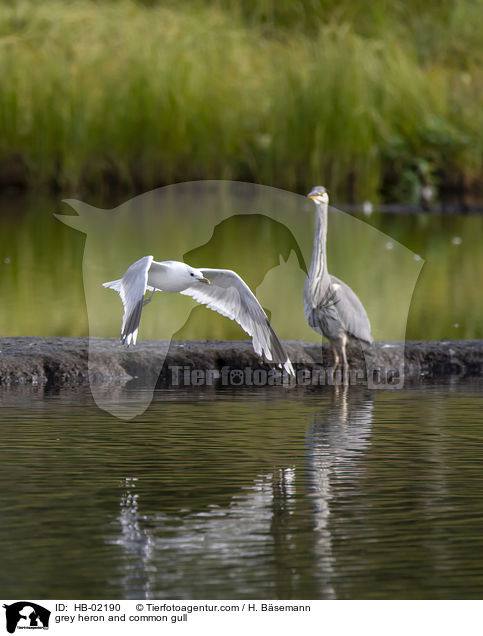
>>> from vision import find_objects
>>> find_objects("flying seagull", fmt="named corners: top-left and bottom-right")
top-left (103, 256), bottom-right (294, 375)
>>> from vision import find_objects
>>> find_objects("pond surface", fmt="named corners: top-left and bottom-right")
top-left (1, 380), bottom-right (482, 600)
top-left (0, 188), bottom-right (482, 341)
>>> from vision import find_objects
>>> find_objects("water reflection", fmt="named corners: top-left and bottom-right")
top-left (114, 477), bottom-right (155, 599)
top-left (2, 185), bottom-right (446, 341)
top-left (1, 382), bottom-right (483, 599)
top-left (109, 386), bottom-right (375, 599)
top-left (305, 386), bottom-right (374, 598)
top-left (112, 468), bottom-right (297, 599)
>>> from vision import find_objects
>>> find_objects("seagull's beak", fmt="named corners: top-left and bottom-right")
top-left (200, 277), bottom-right (211, 285)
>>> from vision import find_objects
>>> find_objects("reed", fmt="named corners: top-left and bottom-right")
top-left (0, 0), bottom-right (482, 201)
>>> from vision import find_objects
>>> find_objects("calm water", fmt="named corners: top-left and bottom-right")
top-left (0, 187), bottom-right (482, 341)
top-left (1, 380), bottom-right (482, 600)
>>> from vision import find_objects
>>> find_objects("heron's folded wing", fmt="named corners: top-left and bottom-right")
top-left (180, 268), bottom-right (294, 375)
top-left (103, 255), bottom-right (153, 345)
top-left (330, 276), bottom-right (373, 344)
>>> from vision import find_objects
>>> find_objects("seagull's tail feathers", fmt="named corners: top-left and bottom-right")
top-left (282, 358), bottom-right (295, 376)
top-left (102, 279), bottom-right (122, 293)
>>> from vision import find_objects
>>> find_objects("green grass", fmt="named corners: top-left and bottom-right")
top-left (0, 0), bottom-right (482, 201)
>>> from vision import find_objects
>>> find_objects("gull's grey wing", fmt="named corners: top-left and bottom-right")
top-left (329, 275), bottom-right (373, 344)
top-left (103, 255), bottom-right (153, 345)
top-left (180, 268), bottom-right (294, 375)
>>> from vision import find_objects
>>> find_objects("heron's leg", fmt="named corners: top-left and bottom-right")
top-left (143, 290), bottom-right (155, 307)
top-left (341, 334), bottom-right (349, 385)
top-left (330, 342), bottom-right (339, 371)
top-left (330, 342), bottom-right (340, 386)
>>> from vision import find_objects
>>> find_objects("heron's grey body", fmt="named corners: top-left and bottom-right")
top-left (103, 256), bottom-right (294, 375)
top-left (304, 186), bottom-right (372, 371)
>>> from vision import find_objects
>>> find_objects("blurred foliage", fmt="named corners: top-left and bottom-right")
top-left (0, 0), bottom-right (482, 201)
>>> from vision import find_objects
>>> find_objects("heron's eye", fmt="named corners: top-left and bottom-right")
top-left (190, 273), bottom-right (194, 276)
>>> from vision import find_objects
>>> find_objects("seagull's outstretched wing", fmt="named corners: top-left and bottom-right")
top-left (103, 255), bottom-right (153, 345)
top-left (180, 268), bottom-right (294, 375)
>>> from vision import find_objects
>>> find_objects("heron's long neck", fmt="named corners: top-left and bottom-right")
top-left (308, 201), bottom-right (329, 296)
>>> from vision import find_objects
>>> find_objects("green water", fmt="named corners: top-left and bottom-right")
top-left (0, 188), bottom-right (482, 341)
top-left (1, 381), bottom-right (482, 599)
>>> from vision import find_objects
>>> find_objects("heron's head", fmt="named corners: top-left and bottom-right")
top-left (307, 186), bottom-right (329, 205)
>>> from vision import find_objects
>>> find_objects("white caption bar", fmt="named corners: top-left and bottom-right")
top-left (1, 599), bottom-right (482, 636)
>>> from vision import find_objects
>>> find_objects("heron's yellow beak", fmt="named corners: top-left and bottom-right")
top-left (308, 194), bottom-right (318, 200)
top-left (200, 277), bottom-right (211, 285)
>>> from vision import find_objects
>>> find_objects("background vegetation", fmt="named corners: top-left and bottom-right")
top-left (1, 0), bottom-right (482, 202)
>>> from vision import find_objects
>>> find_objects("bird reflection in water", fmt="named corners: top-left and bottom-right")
top-left (109, 387), bottom-right (374, 599)
top-left (305, 385), bottom-right (374, 597)
top-left (113, 477), bottom-right (155, 599)
top-left (110, 469), bottom-right (297, 599)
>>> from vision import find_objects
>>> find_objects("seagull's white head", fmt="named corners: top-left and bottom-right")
top-left (168, 261), bottom-right (210, 287)
top-left (187, 265), bottom-right (211, 285)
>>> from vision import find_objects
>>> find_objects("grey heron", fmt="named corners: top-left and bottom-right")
top-left (304, 186), bottom-right (372, 373)
top-left (103, 256), bottom-right (294, 375)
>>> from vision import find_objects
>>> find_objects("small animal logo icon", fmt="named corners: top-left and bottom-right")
top-left (3, 602), bottom-right (51, 634)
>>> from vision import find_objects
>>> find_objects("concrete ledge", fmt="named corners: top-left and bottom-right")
top-left (0, 337), bottom-right (481, 386)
